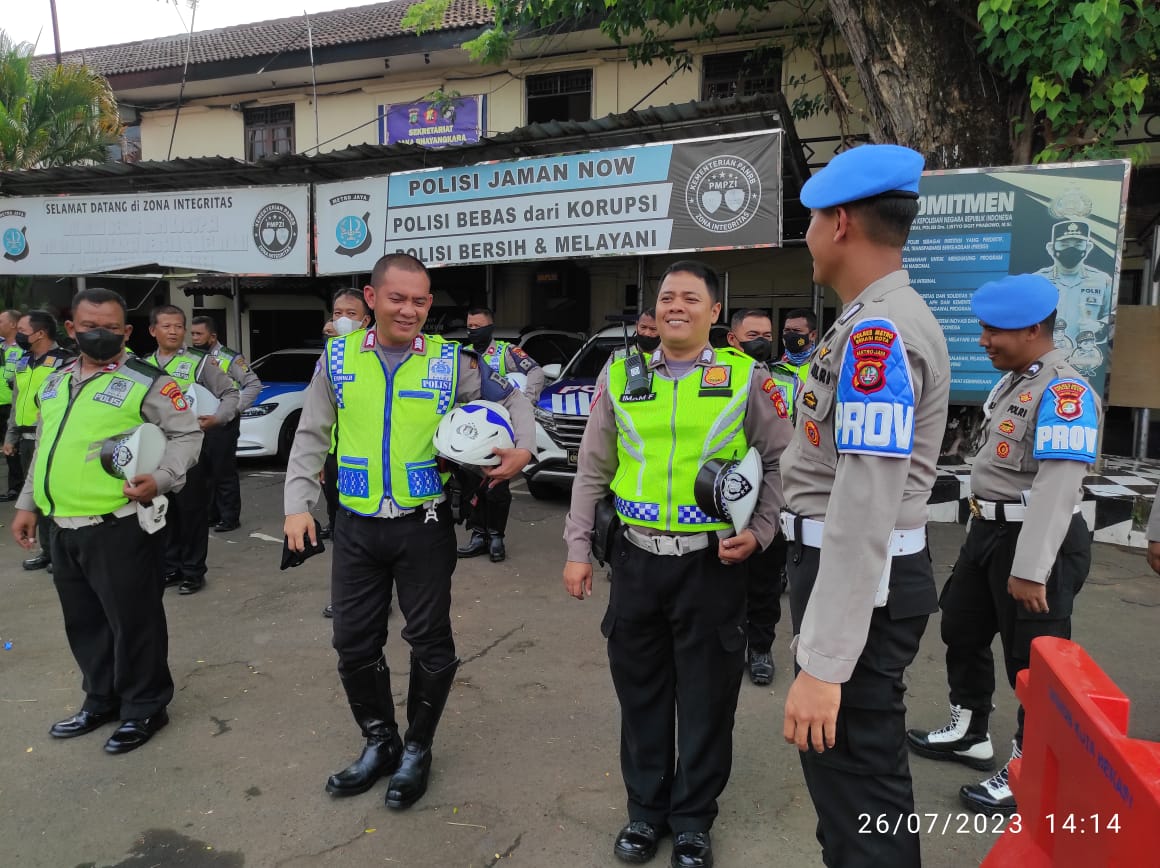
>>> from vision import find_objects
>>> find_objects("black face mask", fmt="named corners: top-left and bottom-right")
top-left (1055, 247), bottom-right (1085, 269)
top-left (14, 332), bottom-right (32, 352)
top-left (75, 328), bottom-right (124, 362)
top-left (466, 325), bottom-right (494, 352)
top-left (635, 334), bottom-right (660, 353)
top-left (782, 331), bottom-right (810, 354)
top-left (739, 337), bottom-right (773, 363)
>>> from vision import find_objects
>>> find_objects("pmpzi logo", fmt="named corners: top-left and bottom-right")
top-left (685, 155), bottom-right (761, 233)
top-left (253, 203), bottom-right (298, 259)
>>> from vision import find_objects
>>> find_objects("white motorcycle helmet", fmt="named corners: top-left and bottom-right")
top-left (505, 371), bottom-right (528, 393)
top-left (433, 400), bottom-right (515, 467)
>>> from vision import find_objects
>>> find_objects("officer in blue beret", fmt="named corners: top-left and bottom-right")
top-left (778, 143), bottom-right (951, 867)
top-left (908, 273), bottom-right (1100, 817)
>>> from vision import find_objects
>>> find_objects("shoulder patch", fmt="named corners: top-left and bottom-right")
top-left (160, 380), bottom-right (190, 412)
top-left (770, 388), bottom-right (789, 419)
top-left (1033, 378), bottom-right (1098, 463)
top-left (835, 317), bottom-right (914, 458)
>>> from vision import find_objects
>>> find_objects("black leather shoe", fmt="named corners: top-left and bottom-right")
top-left (318, 525), bottom-right (333, 540)
top-left (385, 742), bottom-right (433, 809)
top-left (0, 489), bottom-right (18, 502)
top-left (457, 530), bottom-right (489, 558)
top-left (488, 534), bottom-right (506, 563)
top-left (178, 577), bottom-right (205, 595)
top-left (49, 709), bottom-right (118, 739)
top-left (670, 831), bottom-right (712, 868)
top-left (614, 820), bottom-right (665, 864)
top-left (213, 521), bottom-right (240, 532)
top-left (322, 604), bottom-right (334, 618)
top-left (22, 552), bottom-right (50, 571)
top-left (104, 710), bottom-right (169, 754)
top-left (326, 731), bottom-right (403, 797)
top-left (163, 571), bottom-right (182, 588)
top-left (747, 649), bottom-right (774, 686)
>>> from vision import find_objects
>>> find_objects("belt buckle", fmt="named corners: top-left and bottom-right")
top-left (968, 496), bottom-right (982, 519)
top-left (655, 536), bottom-right (678, 556)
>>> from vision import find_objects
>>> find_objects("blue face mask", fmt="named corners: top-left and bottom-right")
top-left (782, 331), bottom-right (813, 364)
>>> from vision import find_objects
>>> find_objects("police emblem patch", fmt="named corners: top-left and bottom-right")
top-left (998, 419), bottom-right (1016, 435)
top-left (1049, 381), bottom-right (1085, 421)
top-left (802, 391), bottom-right (818, 410)
top-left (849, 325), bottom-right (897, 395)
top-left (804, 419), bottom-right (821, 447)
top-left (996, 441), bottom-right (1011, 458)
top-left (159, 380), bottom-right (188, 411)
top-left (761, 377), bottom-right (776, 393)
top-left (94, 377), bottom-right (133, 408)
top-left (771, 389), bottom-right (788, 419)
top-left (1019, 391), bottom-right (1033, 403)
top-left (701, 366), bottom-right (730, 388)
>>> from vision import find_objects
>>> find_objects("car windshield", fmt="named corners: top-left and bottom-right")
top-left (565, 337), bottom-right (625, 379)
top-left (252, 352), bottom-right (318, 383)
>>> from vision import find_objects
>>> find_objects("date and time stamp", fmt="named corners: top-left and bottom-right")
top-left (857, 812), bottom-right (1123, 836)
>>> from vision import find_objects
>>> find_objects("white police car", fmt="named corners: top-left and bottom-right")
top-left (235, 348), bottom-right (320, 460)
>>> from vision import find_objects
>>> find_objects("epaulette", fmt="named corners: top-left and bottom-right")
top-left (124, 356), bottom-right (166, 380)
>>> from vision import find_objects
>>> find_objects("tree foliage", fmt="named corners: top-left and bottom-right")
top-left (0, 30), bottom-right (122, 171)
top-left (404, 0), bottom-right (1158, 166)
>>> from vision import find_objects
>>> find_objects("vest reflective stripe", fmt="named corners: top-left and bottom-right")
top-left (326, 333), bottom-right (460, 513)
top-left (483, 341), bottom-right (513, 375)
top-left (148, 349), bottom-right (205, 391)
top-left (33, 366), bottom-right (153, 517)
top-left (608, 350), bottom-right (754, 532)
top-left (14, 354), bottom-right (63, 427)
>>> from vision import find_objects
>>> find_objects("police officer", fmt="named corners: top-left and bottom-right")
top-left (907, 273), bottom-right (1100, 816)
top-left (770, 307), bottom-right (817, 412)
top-left (284, 254), bottom-right (535, 810)
top-left (4, 310), bottom-right (74, 572)
top-left (457, 306), bottom-right (544, 562)
top-left (10, 288), bottom-right (202, 754)
top-left (190, 316), bottom-right (262, 532)
top-left (725, 308), bottom-right (784, 686)
top-left (779, 144), bottom-right (951, 868)
top-left (565, 260), bottom-right (792, 868)
top-left (0, 308), bottom-right (25, 500)
top-left (610, 308), bottom-right (662, 364)
top-left (1034, 221), bottom-right (1113, 352)
top-left (147, 305), bottom-right (240, 595)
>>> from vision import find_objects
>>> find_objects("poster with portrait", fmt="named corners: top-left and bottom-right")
top-left (903, 160), bottom-right (1131, 403)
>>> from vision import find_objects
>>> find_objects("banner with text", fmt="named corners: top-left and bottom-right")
top-left (903, 160), bottom-right (1130, 402)
top-left (315, 132), bottom-right (782, 274)
top-left (379, 95), bottom-right (484, 148)
top-left (0, 185), bottom-right (311, 276)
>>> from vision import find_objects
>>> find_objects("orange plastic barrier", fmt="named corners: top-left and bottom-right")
top-left (982, 637), bottom-right (1160, 866)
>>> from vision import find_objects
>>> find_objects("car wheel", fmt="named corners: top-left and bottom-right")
top-left (277, 411), bottom-right (302, 462)
top-left (526, 477), bottom-right (557, 500)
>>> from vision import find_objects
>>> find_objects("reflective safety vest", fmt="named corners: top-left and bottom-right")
top-left (768, 358), bottom-right (809, 423)
top-left (0, 343), bottom-right (23, 405)
top-left (212, 344), bottom-right (243, 377)
top-left (324, 331), bottom-right (460, 514)
top-left (483, 341), bottom-right (514, 375)
top-left (32, 358), bottom-right (161, 517)
top-left (147, 347), bottom-right (207, 391)
top-left (13, 348), bottom-right (72, 428)
top-left (608, 348), bottom-right (754, 532)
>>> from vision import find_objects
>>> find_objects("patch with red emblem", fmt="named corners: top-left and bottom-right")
top-left (362, 330), bottom-right (377, 350)
top-left (996, 441), bottom-right (1011, 459)
top-left (701, 366), bottom-right (730, 388)
top-left (761, 377), bottom-right (776, 393)
top-left (998, 419), bottom-right (1016, 435)
top-left (160, 380), bottom-right (189, 412)
top-left (771, 389), bottom-right (788, 419)
top-left (411, 335), bottom-right (427, 354)
top-left (848, 325), bottom-right (897, 395)
top-left (804, 420), bottom-right (820, 447)
top-left (1048, 380), bottom-right (1085, 421)
top-left (1019, 391), bottom-right (1032, 403)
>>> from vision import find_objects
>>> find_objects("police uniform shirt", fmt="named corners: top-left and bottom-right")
top-left (14, 353), bottom-right (204, 513)
top-left (210, 343), bottom-right (263, 411)
top-left (284, 334), bottom-right (537, 515)
top-left (4, 344), bottom-right (73, 448)
top-left (148, 348), bottom-right (241, 426)
top-left (781, 270), bottom-right (951, 684)
top-left (970, 347), bottom-right (1101, 583)
top-left (1034, 264), bottom-right (1112, 338)
top-left (563, 345), bottom-right (794, 563)
top-left (485, 341), bottom-right (546, 402)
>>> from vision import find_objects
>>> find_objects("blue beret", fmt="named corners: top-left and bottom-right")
top-left (971, 274), bottom-right (1059, 329)
top-left (800, 144), bottom-right (925, 209)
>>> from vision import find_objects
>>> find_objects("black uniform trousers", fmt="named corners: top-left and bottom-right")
top-left (939, 512), bottom-right (1090, 746)
top-left (162, 458), bottom-right (208, 581)
top-left (0, 404), bottom-right (22, 493)
top-left (18, 437), bottom-right (50, 561)
top-left (602, 532), bottom-right (747, 833)
top-left (462, 473), bottom-right (512, 536)
top-left (49, 515), bottom-right (173, 719)
top-left (745, 534), bottom-right (784, 653)
top-left (788, 543), bottom-right (937, 868)
top-left (203, 417), bottom-right (241, 525)
top-left (330, 502), bottom-right (457, 678)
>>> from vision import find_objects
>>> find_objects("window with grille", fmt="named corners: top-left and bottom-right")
top-left (244, 105), bottom-right (295, 161)
top-left (526, 70), bottom-right (593, 124)
top-left (701, 49), bottom-right (782, 100)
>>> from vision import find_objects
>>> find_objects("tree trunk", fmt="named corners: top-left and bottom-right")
top-left (826, 0), bottom-right (1021, 168)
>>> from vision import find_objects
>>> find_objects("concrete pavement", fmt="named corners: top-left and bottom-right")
top-left (1, 465), bottom-right (1157, 867)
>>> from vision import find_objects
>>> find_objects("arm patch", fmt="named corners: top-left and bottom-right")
top-left (834, 317), bottom-right (915, 458)
top-left (463, 348), bottom-right (514, 401)
top-left (1033, 378), bottom-right (1098, 462)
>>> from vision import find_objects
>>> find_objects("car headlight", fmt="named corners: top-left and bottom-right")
top-left (533, 406), bottom-right (556, 431)
top-left (242, 403), bottom-right (278, 418)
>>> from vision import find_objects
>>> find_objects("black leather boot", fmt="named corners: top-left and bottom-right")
top-left (385, 657), bottom-right (458, 810)
top-left (326, 656), bottom-right (402, 797)
top-left (457, 529), bottom-right (489, 558)
top-left (488, 531), bottom-right (506, 563)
